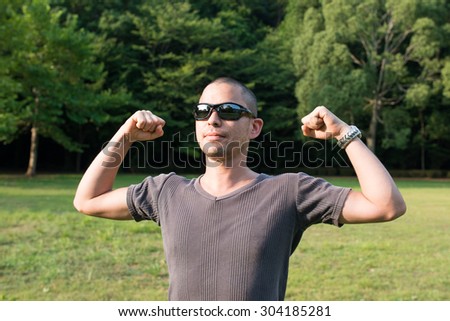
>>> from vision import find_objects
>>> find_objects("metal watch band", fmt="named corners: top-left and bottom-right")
top-left (337, 125), bottom-right (361, 149)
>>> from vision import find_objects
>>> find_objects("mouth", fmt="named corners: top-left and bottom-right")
top-left (204, 132), bottom-right (226, 140)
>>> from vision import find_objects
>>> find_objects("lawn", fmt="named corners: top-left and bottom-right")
top-left (0, 174), bottom-right (448, 300)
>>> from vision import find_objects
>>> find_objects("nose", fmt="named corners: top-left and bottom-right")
top-left (207, 109), bottom-right (222, 126)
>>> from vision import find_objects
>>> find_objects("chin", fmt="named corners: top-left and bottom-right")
top-left (202, 142), bottom-right (224, 156)
top-left (204, 150), bottom-right (225, 159)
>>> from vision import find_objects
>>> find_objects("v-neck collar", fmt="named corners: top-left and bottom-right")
top-left (193, 173), bottom-right (269, 201)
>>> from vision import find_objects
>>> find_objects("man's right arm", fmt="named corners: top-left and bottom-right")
top-left (73, 111), bottom-right (165, 220)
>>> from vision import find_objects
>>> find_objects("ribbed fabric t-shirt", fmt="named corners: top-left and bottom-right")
top-left (127, 172), bottom-right (351, 301)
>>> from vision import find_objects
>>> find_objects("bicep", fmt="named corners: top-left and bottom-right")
top-left (76, 187), bottom-right (132, 220)
top-left (339, 190), bottom-right (386, 224)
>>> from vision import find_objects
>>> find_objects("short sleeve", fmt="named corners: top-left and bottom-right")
top-left (126, 173), bottom-right (175, 223)
top-left (296, 173), bottom-right (351, 228)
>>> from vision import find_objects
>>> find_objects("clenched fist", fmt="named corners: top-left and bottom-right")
top-left (301, 106), bottom-right (350, 141)
top-left (121, 110), bottom-right (166, 142)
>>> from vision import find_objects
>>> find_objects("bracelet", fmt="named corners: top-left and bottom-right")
top-left (337, 125), bottom-right (361, 149)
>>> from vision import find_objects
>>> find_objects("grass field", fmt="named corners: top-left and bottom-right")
top-left (0, 174), bottom-right (448, 301)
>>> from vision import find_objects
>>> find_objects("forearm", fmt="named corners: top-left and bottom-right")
top-left (73, 128), bottom-right (131, 214)
top-left (344, 138), bottom-right (406, 220)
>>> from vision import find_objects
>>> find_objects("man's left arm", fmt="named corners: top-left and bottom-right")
top-left (301, 106), bottom-right (406, 224)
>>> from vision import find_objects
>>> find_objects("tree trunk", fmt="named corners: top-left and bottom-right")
top-left (26, 126), bottom-right (39, 177)
top-left (420, 111), bottom-right (426, 171)
top-left (366, 103), bottom-right (379, 153)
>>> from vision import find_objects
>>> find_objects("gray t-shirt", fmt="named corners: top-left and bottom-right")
top-left (127, 172), bottom-right (351, 301)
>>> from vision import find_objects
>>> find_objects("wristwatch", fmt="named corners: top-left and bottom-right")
top-left (337, 125), bottom-right (361, 149)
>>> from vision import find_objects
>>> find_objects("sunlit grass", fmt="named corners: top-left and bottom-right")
top-left (0, 174), bottom-right (448, 300)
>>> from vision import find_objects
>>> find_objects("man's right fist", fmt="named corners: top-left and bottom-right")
top-left (122, 110), bottom-right (166, 142)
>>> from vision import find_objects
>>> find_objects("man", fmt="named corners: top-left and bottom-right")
top-left (74, 77), bottom-right (406, 300)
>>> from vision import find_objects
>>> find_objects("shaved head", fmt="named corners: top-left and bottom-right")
top-left (206, 77), bottom-right (258, 116)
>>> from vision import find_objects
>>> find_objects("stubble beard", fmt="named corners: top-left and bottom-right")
top-left (202, 140), bottom-right (248, 167)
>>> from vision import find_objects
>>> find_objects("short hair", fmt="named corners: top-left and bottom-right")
top-left (208, 77), bottom-right (258, 116)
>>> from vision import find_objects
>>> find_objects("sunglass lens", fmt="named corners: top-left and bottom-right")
top-left (195, 104), bottom-right (211, 119)
top-left (219, 104), bottom-right (241, 120)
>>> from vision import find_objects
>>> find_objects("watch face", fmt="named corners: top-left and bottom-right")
top-left (338, 126), bottom-right (360, 149)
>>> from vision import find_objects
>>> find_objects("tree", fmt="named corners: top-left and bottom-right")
top-left (403, 14), bottom-right (449, 169)
top-left (288, 0), bottom-right (449, 158)
top-left (114, 0), bottom-right (286, 164)
top-left (47, 0), bottom-right (292, 172)
top-left (250, 10), bottom-right (298, 142)
top-left (1, 0), bottom-right (129, 176)
top-left (0, 0), bottom-right (24, 143)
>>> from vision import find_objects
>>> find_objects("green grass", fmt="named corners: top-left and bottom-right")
top-left (0, 174), bottom-right (448, 301)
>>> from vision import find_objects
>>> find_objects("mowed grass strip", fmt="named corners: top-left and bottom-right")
top-left (0, 174), bottom-right (448, 300)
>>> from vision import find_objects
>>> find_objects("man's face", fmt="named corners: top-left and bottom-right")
top-left (195, 82), bottom-right (255, 161)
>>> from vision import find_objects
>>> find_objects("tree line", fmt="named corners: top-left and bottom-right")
top-left (1, 0), bottom-right (449, 176)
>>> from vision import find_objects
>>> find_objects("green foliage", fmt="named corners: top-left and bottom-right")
top-left (381, 108), bottom-right (412, 149)
top-left (0, 0), bottom-right (24, 141)
top-left (291, 5), bottom-right (369, 126)
top-left (406, 83), bottom-right (431, 108)
top-left (1, 0), bottom-right (130, 174)
top-left (1, 0), bottom-right (449, 171)
top-left (287, 0), bottom-right (450, 167)
top-left (93, 0), bottom-right (294, 153)
top-left (443, 61), bottom-right (450, 100)
top-left (11, 0), bottom-right (124, 151)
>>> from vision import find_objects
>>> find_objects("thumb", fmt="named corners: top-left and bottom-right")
top-left (301, 124), bottom-right (310, 136)
top-left (154, 124), bottom-right (164, 137)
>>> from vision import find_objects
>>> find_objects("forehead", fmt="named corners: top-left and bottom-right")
top-left (199, 82), bottom-right (246, 105)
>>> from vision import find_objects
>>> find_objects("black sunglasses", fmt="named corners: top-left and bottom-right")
top-left (193, 102), bottom-right (255, 121)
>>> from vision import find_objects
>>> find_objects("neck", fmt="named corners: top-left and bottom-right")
top-left (200, 157), bottom-right (258, 197)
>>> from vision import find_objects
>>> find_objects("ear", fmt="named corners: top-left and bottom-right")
top-left (249, 118), bottom-right (264, 139)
